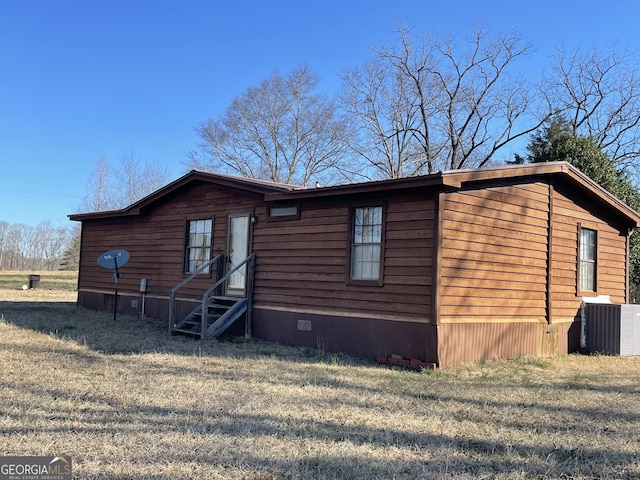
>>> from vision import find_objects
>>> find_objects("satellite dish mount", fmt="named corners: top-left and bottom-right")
top-left (97, 249), bottom-right (130, 320)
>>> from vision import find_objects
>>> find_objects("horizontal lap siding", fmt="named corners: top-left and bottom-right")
top-left (253, 194), bottom-right (435, 321)
top-left (77, 183), bottom-right (264, 299)
top-left (550, 184), bottom-right (628, 321)
top-left (440, 182), bottom-right (550, 323)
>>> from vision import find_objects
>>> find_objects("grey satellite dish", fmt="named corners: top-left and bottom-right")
top-left (97, 249), bottom-right (130, 269)
top-left (97, 249), bottom-right (130, 320)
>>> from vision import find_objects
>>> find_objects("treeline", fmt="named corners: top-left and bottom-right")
top-left (0, 153), bottom-right (166, 274)
top-left (0, 220), bottom-right (78, 272)
top-left (187, 27), bottom-right (640, 187)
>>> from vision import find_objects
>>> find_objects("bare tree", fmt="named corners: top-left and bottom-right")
top-left (32, 222), bottom-right (48, 270)
top-left (115, 151), bottom-right (169, 206)
top-left (542, 45), bottom-right (640, 170)
top-left (6, 224), bottom-right (34, 271)
top-left (80, 152), bottom-right (169, 212)
top-left (187, 65), bottom-right (353, 186)
top-left (342, 26), bottom-right (549, 177)
top-left (2, 225), bottom-right (21, 270)
top-left (0, 221), bottom-right (74, 271)
top-left (342, 44), bottom-right (441, 179)
top-left (81, 156), bottom-right (114, 212)
top-left (33, 221), bottom-right (69, 270)
top-left (0, 221), bottom-right (8, 268)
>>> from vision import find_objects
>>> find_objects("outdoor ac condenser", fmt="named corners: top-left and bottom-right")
top-left (584, 303), bottom-right (640, 356)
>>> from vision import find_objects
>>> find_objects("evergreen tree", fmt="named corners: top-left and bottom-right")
top-left (59, 230), bottom-right (80, 271)
top-left (521, 115), bottom-right (640, 289)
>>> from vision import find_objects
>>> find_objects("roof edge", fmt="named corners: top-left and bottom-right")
top-left (69, 170), bottom-right (303, 221)
top-left (265, 172), bottom-right (446, 200)
top-left (439, 161), bottom-right (640, 226)
top-left (69, 162), bottom-right (640, 227)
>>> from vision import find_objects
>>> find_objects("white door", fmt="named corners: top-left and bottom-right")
top-left (227, 214), bottom-right (251, 295)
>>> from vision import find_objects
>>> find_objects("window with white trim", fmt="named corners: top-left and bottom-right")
top-left (185, 219), bottom-right (213, 273)
top-left (350, 206), bottom-right (383, 281)
top-left (579, 227), bottom-right (597, 292)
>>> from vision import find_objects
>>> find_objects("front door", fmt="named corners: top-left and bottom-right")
top-left (227, 214), bottom-right (251, 296)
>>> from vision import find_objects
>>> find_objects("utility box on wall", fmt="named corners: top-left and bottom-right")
top-left (584, 303), bottom-right (640, 356)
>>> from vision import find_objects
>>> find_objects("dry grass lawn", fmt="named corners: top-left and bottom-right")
top-left (0, 272), bottom-right (639, 479)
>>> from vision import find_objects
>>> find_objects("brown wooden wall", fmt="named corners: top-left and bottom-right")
top-left (439, 180), bottom-right (551, 325)
top-left (549, 181), bottom-right (629, 323)
top-left (78, 183), bottom-right (436, 325)
top-left (252, 191), bottom-right (436, 322)
top-left (75, 172), bottom-right (634, 367)
top-left (77, 182), bottom-right (264, 300)
top-left (437, 176), bottom-right (631, 365)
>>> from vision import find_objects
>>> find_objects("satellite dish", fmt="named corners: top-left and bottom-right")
top-left (97, 249), bottom-right (130, 321)
top-left (97, 249), bottom-right (130, 269)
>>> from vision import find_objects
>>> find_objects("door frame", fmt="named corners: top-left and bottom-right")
top-left (226, 213), bottom-right (252, 296)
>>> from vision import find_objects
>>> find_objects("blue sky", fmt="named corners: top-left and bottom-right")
top-left (1, 0), bottom-right (639, 227)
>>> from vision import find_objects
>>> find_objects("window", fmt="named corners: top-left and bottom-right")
top-left (185, 219), bottom-right (213, 273)
top-left (268, 203), bottom-right (300, 221)
top-left (579, 227), bottom-right (597, 292)
top-left (350, 206), bottom-right (383, 282)
top-left (269, 205), bottom-right (298, 217)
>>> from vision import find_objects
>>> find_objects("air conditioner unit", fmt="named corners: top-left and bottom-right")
top-left (583, 303), bottom-right (640, 356)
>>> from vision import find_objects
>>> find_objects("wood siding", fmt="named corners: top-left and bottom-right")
top-left (78, 183), bottom-right (436, 324)
top-left (252, 191), bottom-right (435, 322)
top-left (77, 182), bottom-right (264, 300)
top-left (438, 181), bottom-right (551, 324)
top-left (73, 165), bottom-right (638, 368)
top-left (436, 177), bottom-right (630, 365)
top-left (549, 181), bottom-right (629, 322)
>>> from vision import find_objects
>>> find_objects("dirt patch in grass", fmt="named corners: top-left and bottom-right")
top-left (1, 287), bottom-right (639, 479)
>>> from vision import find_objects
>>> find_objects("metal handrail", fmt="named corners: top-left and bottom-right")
top-left (168, 253), bottom-right (223, 333)
top-left (199, 253), bottom-right (256, 337)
